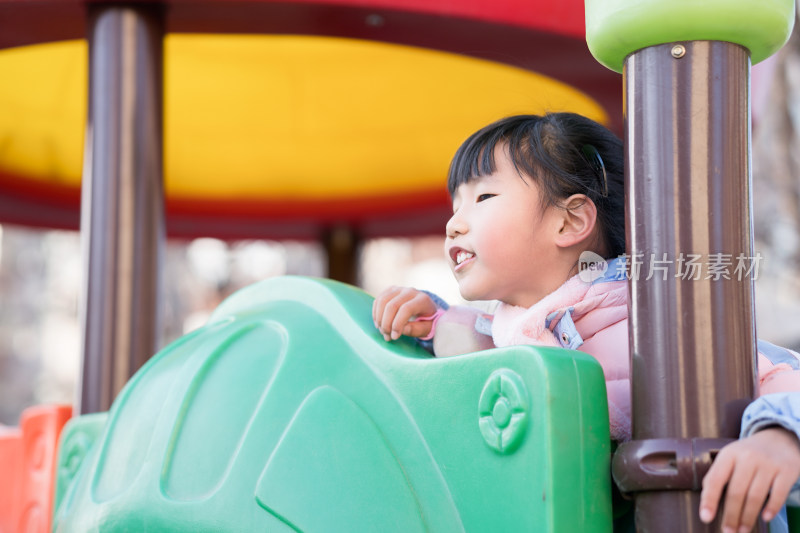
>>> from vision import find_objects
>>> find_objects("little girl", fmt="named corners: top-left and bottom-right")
top-left (373, 113), bottom-right (800, 532)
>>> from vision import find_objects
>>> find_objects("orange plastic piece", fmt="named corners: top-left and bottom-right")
top-left (0, 405), bottom-right (72, 533)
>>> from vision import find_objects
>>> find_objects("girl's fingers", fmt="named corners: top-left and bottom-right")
top-left (701, 428), bottom-right (800, 529)
top-left (379, 291), bottom-right (407, 337)
top-left (390, 302), bottom-right (416, 339)
top-left (390, 293), bottom-right (436, 339)
top-left (763, 470), bottom-right (797, 522)
top-left (373, 286), bottom-right (401, 327)
top-left (719, 455), bottom-right (757, 532)
top-left (700, 450), bottom-right (735, 522)
top-left (374, 287), bottom-right (435, 340)
top-left (737, 469), bottom-right (776, 532)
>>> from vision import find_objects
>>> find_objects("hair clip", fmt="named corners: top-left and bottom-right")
top-left (581, 144), bottom-right (609, 197)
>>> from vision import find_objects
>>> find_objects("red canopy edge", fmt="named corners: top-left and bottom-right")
top-left (0, 0), bottom-right (587, 50)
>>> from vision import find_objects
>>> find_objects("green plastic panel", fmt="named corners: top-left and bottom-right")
top-left (53, 412), bottom-right (108, 521)
top-left (52, 276), bottom-right (612, 532)
top-left (585, 0), bottom-right (795, 72)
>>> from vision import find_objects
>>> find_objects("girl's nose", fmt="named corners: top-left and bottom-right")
top-left (446, 212), bottom-right (467, 237)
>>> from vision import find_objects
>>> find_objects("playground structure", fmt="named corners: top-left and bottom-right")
top-left (50, 277), bottom-right (614, 531)
top-left (1, 0), bottom-right (798, 531)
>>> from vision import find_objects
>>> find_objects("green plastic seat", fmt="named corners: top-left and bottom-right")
top-left (53, 276), bottom-right (612, 532)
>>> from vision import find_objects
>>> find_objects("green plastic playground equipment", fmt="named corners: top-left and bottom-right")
top-left (52, 277), bottom-right (613, 531)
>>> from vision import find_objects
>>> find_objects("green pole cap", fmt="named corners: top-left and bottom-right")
top-left (585, 0), bottom-right (795, 73)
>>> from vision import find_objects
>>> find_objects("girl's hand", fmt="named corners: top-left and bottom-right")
top-left (699, 427), bottom-right (800, 532)
top-left (372, 286), bottom-right (438, 341)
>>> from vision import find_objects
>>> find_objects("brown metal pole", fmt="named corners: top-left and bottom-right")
top-left (621, 40), bottom-right (760, 531)
top-left (78, 4), bottom-right (165, 414)
top-left (323, 225), bottom-right (360, 285)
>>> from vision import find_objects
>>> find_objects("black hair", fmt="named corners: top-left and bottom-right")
top-left (447, 113), bottom-right (625, 259)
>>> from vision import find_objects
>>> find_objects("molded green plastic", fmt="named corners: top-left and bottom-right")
top-left (53, 412), bottom-right (108, 522)
top-left (52, 276), bottom-right (612, 531)
top-left (585, 0), bottom-right (795, 72)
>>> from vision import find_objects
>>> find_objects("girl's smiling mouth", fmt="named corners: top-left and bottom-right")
top-left (449, 247), bottom-right (475, 271)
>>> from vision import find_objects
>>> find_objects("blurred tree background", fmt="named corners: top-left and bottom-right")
top-left (750, 14), bottom-right (800, 348)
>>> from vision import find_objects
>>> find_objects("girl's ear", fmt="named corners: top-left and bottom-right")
top-left (554, 194), bottom-right (598, 248)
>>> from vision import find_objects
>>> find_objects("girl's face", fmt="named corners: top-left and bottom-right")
top-left (445, 147), bottom-right (566, 308)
